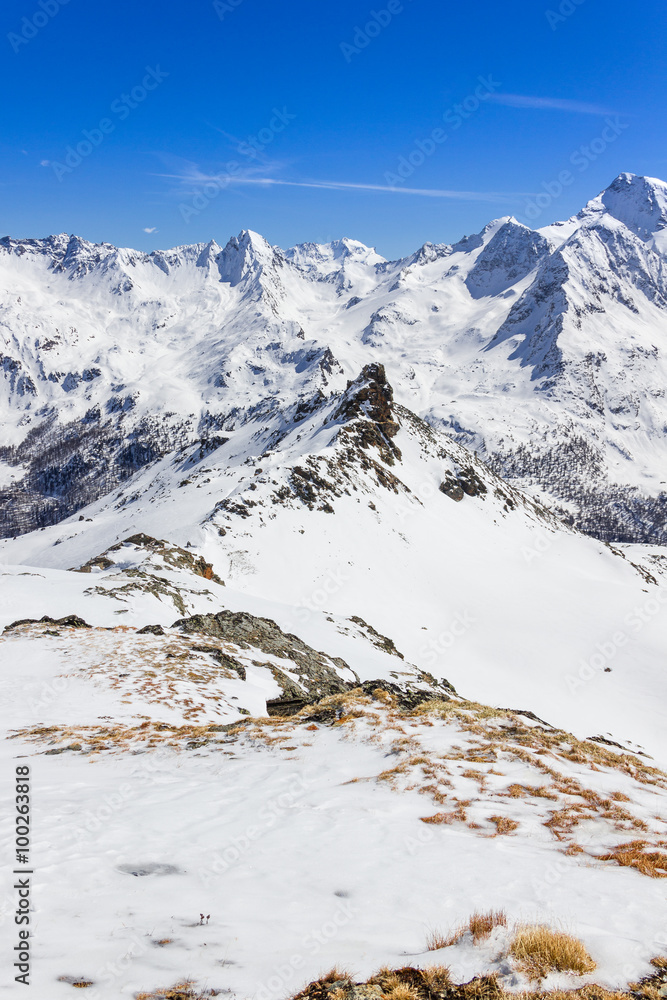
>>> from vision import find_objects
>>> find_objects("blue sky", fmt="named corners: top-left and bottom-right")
top-left (2, 0), bottom-right (666, 258)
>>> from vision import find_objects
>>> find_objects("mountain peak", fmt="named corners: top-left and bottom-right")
top-left (592, 172), bottom-right (667, 240)
top-left (331, 362), bottom-right (401, 463)
top-left (218, 229), bottom-right (284, 286)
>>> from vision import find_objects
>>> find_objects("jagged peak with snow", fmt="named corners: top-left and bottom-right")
top-left (1, 173), bottom-right (667, 544)
top-left (569, 172), bottom-right (667, 242)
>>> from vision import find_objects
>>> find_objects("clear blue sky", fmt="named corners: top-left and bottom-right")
top-left (2, 0), bottom-right (666, 258)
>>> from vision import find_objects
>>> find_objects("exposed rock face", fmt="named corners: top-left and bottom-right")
top-left (171, 610), bottom-right (358, 699)
top-left (4, 614), bottom-right (91, 632)
top-left (331, 363), bottom-right (402, 466)
top-left (465, 220), bottom-right (550, 299)
top-left (348, 616), bottom-right (405, 658)
top-left (358, 676), bottom-right (457, 708)
top-left (73, 533), bottom-right (224, 585)
top-left (440, 466), bottom-right (488, 501)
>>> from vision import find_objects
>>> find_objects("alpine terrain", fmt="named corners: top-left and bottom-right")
top-left (1, 173), bottom-right (666, 1000)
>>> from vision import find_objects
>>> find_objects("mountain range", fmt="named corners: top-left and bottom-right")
top-left (1, 171), bottom-right (666, 543)
top-left (2, 173), bottom-right (667, 998)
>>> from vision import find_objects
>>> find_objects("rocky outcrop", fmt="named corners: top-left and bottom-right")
top-left (331, 363), bottom-right (402, 466)
top-left (171, 610), bottom-right (357, 699)
top-left (4, 614), bottom-right (91, 632)
top-left (72, 533), bottom-right (224, 584)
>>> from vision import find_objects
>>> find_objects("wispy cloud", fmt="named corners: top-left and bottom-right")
top-left (488, 94), bottom-right (616, 116)
top-left (155, 163), bottom-right (524, 203)
top-left (143, 227), bottom-right (158, 233)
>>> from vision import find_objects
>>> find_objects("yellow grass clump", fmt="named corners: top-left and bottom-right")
top-left (598, 841), bottom-right (667, 878)
top-left (510, 925), bottom-right (596, 980)
top-left (427, 910), bottom-right (507, 950)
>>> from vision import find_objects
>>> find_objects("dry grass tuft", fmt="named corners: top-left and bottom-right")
top-left (369, 965), bottom-right (452, 998)
top-left (489, 815), bottom-right (519, 836)
top-left (427, 910), bottom-right (507, 951)
top-left (510, 925), bottom-right (596, 980)
top-left (291, 963), bottom-right (650, 1000)
top-left (135, 983), bottom-right (204, 1000)
top-left (597, 841), bottom-right (667, 878)
top-left (419, 966), bottom-right (452, 991)
top-left (426, 928), bottom-right (460, 951)
top-left (469, 909), bottom-right (507, 943)
top-left (420, 813), bottom-right (454, 825)
top-left (384, 984), bottom-right (421, 1000)
top-left (506, 784), bottom-right (557, 801)
top-left (317, 968), bottom-right (353, 985)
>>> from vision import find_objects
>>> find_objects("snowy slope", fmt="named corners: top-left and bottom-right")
top-left (2, 629), bottom-right (667, 1000)
top-left (1, 173), bottom-right (667, 542)
top-left (1, 365), bottom-right (665, 765)
top-left (1, 176), bottom-right (667, 999)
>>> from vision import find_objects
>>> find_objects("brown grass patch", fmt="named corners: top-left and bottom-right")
top-left (506, 784), bottom-right (557, 801)
top-left (469, 909), bottom-right (507, 942)
top-left (507, 784), bottom-right (527, 798)
top-left (426, 928), bottom-right (459, 951)
top-left (316, 968), bottom-right (353, 986)
top-left (135, 984), bottom-right (216, 1000)
top-left (489, 815), bottom-right (519, 835)
top-left (597, 841), bottom-right (667, 878)
top-left (419, 966), bottom-right (453, 991)
top-left (510, 925), bottom-right (596, 980)
top-left (291, 964), bottom-right (650, 1000)
top-left (427, 910), bottom-right (507, 951)
top-left (384, 984), bottom-right (421, 1000)
top-left (421, 813), bottom-right (454, 826)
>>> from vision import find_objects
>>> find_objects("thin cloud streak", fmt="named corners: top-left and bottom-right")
top-left (488, 94), bottom-right (616, 116)
top-left (154, 170), bottom-right (525, 202)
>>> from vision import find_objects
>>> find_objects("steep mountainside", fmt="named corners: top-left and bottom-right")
top-left (2, 186), bottom-right (667, 999)
top-left (0, 172), bottom-right (666, 542)
top-left (2, 363), bottom-right (665, 765)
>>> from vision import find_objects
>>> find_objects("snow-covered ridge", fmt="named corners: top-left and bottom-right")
top-left (1, 173), bottom-right (667, 543)
top-left (1, 198), bottom-right (667, 998)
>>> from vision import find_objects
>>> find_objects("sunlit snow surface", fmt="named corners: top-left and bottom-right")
top-left (1, 174), bottom-right (667, 997)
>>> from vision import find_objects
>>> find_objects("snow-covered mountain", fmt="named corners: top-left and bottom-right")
top-left (1, 172), bottom-right (666, 542)
top-left (2, 359), bottom-right (665, 761)
top-left (2, 175), bottom-right (667, 999)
